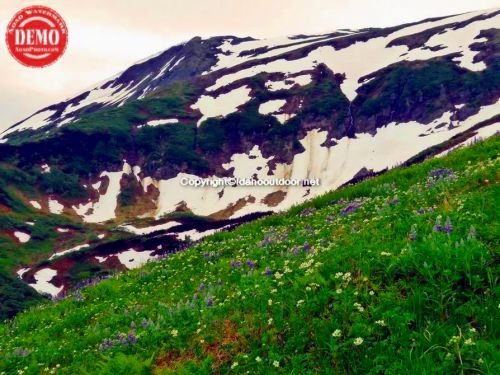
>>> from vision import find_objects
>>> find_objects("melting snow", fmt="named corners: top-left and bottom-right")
top-left (73, 161), bottom-right (131, 223)
top-left (0, 110), bottom-right (56, 140)
top-left (207, 10), bottom-right (498, 101)
top-left (265, 74), bottom-right (312, 91)
top-left (17, 267), bottom-right (30, 279)
top-left (154, 101), bottom-right (499, 219)
top-left (29, 201), bottom-right (42, 210)
top-left (259, 99), bottom-right (286, 115)
top-left (49, 244), bottom-right (90, 260)
top-left (14, 231), bottom-right (31, 243)
top-left (48, 198), bottom-right (64, 214)
top-left (119, 221), bottom-right (181, 235)
top-left (116, 249), bottom-right (157, 269)
top-left (145, 118), bottom-right (179, 127)
top-left (192, 86), bottom-right (252, 126)
top-left (29, 268), bottom-right (62, 297)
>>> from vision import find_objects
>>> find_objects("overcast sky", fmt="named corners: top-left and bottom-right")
top-left (0, 0), bottom-right (498, 131)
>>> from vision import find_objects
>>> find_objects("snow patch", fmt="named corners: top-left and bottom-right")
top-left (48, 198), bottom-right (64, 214)
top-left (49, 244), bottom-right (90, 260)
top-left (116, 249), bottom-right (156, 269)
top-left (192, 86), bottom-right (252, 126)
top-left (73, 161), bottom-right (131, 223)
top-left (119, 221), bottom-right (181, 235)
top-left (14, 231), bottom-right (31, 243)
top-left (29, 268), bottom-right (62, 297)
top-left (29, 201), bottom-right (42, 210)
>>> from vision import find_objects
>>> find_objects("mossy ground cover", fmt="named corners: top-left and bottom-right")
top-left (0, 137), bottom-right (498, 374)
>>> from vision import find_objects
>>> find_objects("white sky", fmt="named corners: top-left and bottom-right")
top-left (0, 0), bottom-right (498, 131)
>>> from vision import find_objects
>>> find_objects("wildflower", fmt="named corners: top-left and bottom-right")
top-left (268, 318), bottom-right (273, 325)
top-left (231, 362), bottom-right (239, 369)
top-left (375, 320), bottom-right (386, 326)
top-left (200, 339), bottom-right (205, 344)
top-left (296, 300), bottom-right (304, 307)
top-left (448, 336), bottom-right (460, 345)
top-left (268, 299), bottom-right (273, 306)
top-left (408, 224), bottom-right (417, 241)
top-left (171, 329), bottom-right (178, 337)
top-left (332, 329), bottom-right (342, 337)
top-left (380, 251), bottom-right (391, 256)
top-left (418, 207), bottom-right (425, 214)
top-left (353, 302), bottom-right (364, 312)
top-left (246, 260), bottom-right (256, 269)
top-left (199, 283), bottom-right (205, 291)
top-left (434, 216), bottom-right (443, 232)
top-left (256, 356), bottom-right (262, 363)
top-left (467, 225), bottom-right (477, 240)
top-left (353, 337), bottom-right (364, 346)
top-left (217, 279), bottom-right (222, 286)
top-left (263, 268), bottom-right (273, 276)
top-left (207, 298), bottom-right (213, 307)
top-left (444, 217), bottom-right (453, 234)
top-left (274, 272), bottom-right (283, 279)
top-left (127, 333), bottom-right (137, 344)
top-left (303, 242), bottom-right (311, 252)
top-left (336, 288), bottom-right (342, 294)
top-left (392, 196), bottom-right (399, 204)
top-left (464, 338), bottom-right (475, 346)
top-left (369, 290), bottom-right (375, 296)
top-left (273, 360), bottom-right (280, 368)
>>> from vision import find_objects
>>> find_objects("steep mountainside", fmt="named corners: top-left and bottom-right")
top-left (0, 9), bottom-right (499, 316)
top-left (0, 135), bottom-right (498, 374)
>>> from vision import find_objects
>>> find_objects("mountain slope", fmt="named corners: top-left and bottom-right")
top-left (0, 136), bottom-right (498, 374)
top-left (0, 8), bottom-right (499, 314)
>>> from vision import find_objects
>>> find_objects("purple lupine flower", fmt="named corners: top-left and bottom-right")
top-left (141, 318), bottom-right (150, 329)
top-left (341, 202), bottom-right (360, 216)
top-left (300, 207), bottom-right (316, 217)
top-left (130, 321), bottom-right (136, 330)
top-left (418, 207), bottom-right (425, 214)
top-left (217, 279), bottom-right (222, 286)
top-left (444, 217), bottom-right (453, 234)
top-left (127, 333), bottom-right (137, 344)
top-left (392, 196), bottom-right (399, 205)
top-left (408, 225), bottom-right (417, 241)
top-left (230, 260), bottom-right (242, 269)
top-left (264, 268), bottom-right (273, 276)
top-left (246, 260), bottom-right (256, 269)
top-left (325, 216), bottom-right (333, 223)
top-left (193, 293), bottom-right (199, 300)
top-left (292, 247), bottom-right (300, 256)
top-left (303, 242), bottom-right (311, 252)
top-left (207, 298), bottom-right (213, 307)
top-left (434, 217), bottom-right (442, 232)
top-left (199, 283), bottom-right (205, 291)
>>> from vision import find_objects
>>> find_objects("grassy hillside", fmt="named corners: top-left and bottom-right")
top-left (0, 137), bottom-right (498, 374)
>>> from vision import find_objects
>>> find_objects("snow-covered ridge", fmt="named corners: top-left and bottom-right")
top-left (1, 8), bottom-right (496, 141)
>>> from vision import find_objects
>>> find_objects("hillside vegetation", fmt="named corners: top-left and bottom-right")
top-left (0, 137), bottom-right (498, 374)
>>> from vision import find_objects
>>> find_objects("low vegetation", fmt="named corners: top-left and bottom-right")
top-left (0, 137), bottom-right (498, 374)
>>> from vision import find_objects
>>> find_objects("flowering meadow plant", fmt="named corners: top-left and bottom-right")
top-left (0, 137), bottom-right (498, 374)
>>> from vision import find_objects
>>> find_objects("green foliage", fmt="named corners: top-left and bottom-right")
top-left (38, 169), bottom-right (86, 199)
top-left (0, 137), bottom-right (498, 374)
top-left (0, 273), bottom-right (46, 320)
